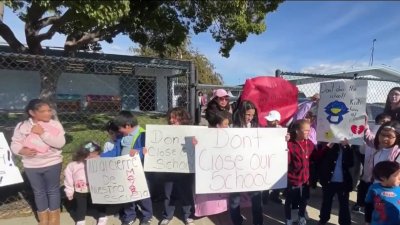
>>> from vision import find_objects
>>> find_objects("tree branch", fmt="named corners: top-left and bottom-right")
top-left (0, 20), bottom-right (27, 53)
top-left (36, 9), bottom-right (73, 42)
top-left (37, 15), bottom-right (61, 29)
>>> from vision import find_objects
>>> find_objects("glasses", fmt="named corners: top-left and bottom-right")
top-left (218, 97), bottom-right (229, 101)
top-left (379, 133), bottom-right (397, 139)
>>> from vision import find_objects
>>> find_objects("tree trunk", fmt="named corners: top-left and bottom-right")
top-left (38, 60), bottom-right (63, 120)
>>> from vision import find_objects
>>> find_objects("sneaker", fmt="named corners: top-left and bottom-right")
top-left (159, 219), bottom-right (171, 225)
top-left (185, 218), bottom-right (195, 225)
top-left (298, 217), bottom-right (307, 225)
top-left (140, 220), bottom-right (151, 225)
top-left (285, 219), bottom-right (293, 225)
top-left (122, 219), bottom-right (136, 225)
top-left (352, 204), bottom-right (364, 214)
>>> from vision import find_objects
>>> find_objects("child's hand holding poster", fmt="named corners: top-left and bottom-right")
top-left (316, 80), bottom-right (368, 145)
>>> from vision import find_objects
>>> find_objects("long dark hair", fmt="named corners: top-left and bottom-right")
top-left (384, 87), bottom-right (400, 113)
top-left (25, 99), bottom-right (50, 118)
top-left (232, 100), bottom-right (258, 128)
top-left (374, 120), bottom-right (400, 150)
top-left (72, 141), bottom-right (101, 162)
top-left (167, 107), bottom-right (192, 125)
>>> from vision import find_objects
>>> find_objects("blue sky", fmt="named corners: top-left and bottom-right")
top-left (3, 1), bottom-right (400, 85)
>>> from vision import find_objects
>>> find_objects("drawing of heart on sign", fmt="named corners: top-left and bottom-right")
top-left (351, 125), bottom-right (365, 134)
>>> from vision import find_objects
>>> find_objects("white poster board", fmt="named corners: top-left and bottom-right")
top-left (144, 125), bottom-right (206, 173)
top-left (87, 155), bottom-right (150, 204)
top-left (195, 128), bottom-right (288, 194)
top-left (0, 132), bottom-right (23, 187)
top-left (317, 80), bottom-right (368, 144)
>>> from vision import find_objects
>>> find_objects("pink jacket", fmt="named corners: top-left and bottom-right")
top-left (364, 128), bottom-right (400, 182)
top-left (10, 119), bottom-right (65, 168)
top-left (64, 161), bottom-right (89, 200)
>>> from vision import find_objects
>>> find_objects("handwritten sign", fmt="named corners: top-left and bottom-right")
top-left (0, 132), bottom-right (23, 187)
top-left (317, 80), bottom-right (368, 144)
top-left (195, 128), bottom-right (288, 194)
top-left (87, 155), bottom-right (150, 204)
top-left (144, 125), bottom-right (206, 173)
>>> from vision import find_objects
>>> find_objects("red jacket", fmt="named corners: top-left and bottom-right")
top-left (287, 139), bottom-right (315, 186)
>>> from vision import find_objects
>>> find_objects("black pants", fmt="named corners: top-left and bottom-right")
top-left (319, 182), bottom-right (351, 225)
top-left (356, 180), bottom-right (372, 206)
top-left (71, 192), bottom-right (106, 222)
top-left (284, 184), bottom-right (309, 220)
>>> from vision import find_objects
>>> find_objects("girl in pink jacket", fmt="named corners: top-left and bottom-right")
top-left (64, 141), bottom-right (107, 225)
top-left (10, 99), bottom-right (65, 225)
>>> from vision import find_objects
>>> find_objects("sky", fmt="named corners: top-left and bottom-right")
top-left (3, 1), bottom-right (400, 85)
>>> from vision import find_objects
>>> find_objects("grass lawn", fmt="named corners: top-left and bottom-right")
top-left (0, 111), bottom-right (168, 167)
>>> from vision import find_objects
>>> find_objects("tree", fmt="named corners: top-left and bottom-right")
top-left (131, 39), bottom-right (223, 85)
top-left (1, 0), bottom-right (283, 101)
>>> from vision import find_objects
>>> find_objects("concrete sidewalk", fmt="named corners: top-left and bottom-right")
top-left (0, 187), bottom-right (365, 225)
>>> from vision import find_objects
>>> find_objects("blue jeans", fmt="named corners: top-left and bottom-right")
top-left (162, 173), bottom-right (194, 221)
top-left (229, 191), bottom-right (263, 225)
top-left (24, 163), bottom-right (62, 211)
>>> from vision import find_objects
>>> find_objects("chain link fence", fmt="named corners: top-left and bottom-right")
top-left (0, 51), bottom-right (194, 218)
top-left (279, 71), bottom-right (400, 103)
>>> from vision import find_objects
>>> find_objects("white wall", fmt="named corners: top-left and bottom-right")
top-left (135, 67), bottom-right (182, 112)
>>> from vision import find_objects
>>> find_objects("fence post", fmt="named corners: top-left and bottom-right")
top-left (189, 61), bottom-right (197, 123)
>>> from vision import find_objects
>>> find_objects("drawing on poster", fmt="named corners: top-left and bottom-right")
top-left (324, 100), bottom-right (349, 124)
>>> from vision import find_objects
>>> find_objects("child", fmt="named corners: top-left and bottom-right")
top-left (194, 110), bottom-right (231, 217)
top-left (103, 111), bottom-right (153, 225)
top-left (10, 99), bottom-right (66, 225)
top-left (229, 100), bottom-right (263, 225)
top-left (160, 107), bottom-right (195, 225)
top-left (263, 110), bottom-right (284, 204)
top-left (353, 113), bottom-right (392, 213)
top-left (265, 110), bottom-right (282, 128)
top-left (207, 110), bottom-right (231, 128)
top-left (314, 140), bottom-right (353, 225)
top-left (363, 120), bottom-right (400, 223)
top-left (365, 160), bottom-right (400, 225)
top-left (285, 119), bottom-right (316, 225)
top-left (101, 120), bottom-right (123, 157)
top-left (64, 141), bottom-right (108, 225)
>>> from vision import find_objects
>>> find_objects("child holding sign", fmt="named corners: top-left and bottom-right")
top-left (159, 107), bottom-right (195, 225)
top-left (110, 111), bottom-right (153, 225)
top-left (229, 100), bottom-right (263, 225)
top-left (194, 110), bottom-right (232, 217)
top-left (365, 160), bottom-right (400, 225)
top-left (64, 141), bottom-right (108, 225)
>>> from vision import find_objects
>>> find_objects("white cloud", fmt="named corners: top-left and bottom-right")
top-left (301, 61), bottom-right (369, 74)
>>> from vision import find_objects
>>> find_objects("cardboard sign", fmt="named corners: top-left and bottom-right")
top-left (195, 128), bottom-right (288, 194)
top-left (144, 125), bottom-right (206, 173)
top-left (0, 132), bottom-right (23, 187)
top-left (316, 80), bottom-right (368, 144)
top-left (241, 76), bottom-right (298, 127)
top-left (87, 155), bottom-right (150, 204)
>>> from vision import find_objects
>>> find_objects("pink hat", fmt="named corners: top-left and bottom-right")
top-left (211, 89), bottom-right (233, 100)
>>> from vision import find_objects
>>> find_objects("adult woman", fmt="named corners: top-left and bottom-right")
top-left (384, 87), bottom-right (400, 121)
top-left (10, 99), bottom-right (66, 225)
top-left (205, 89), bottom-right (232, 125)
